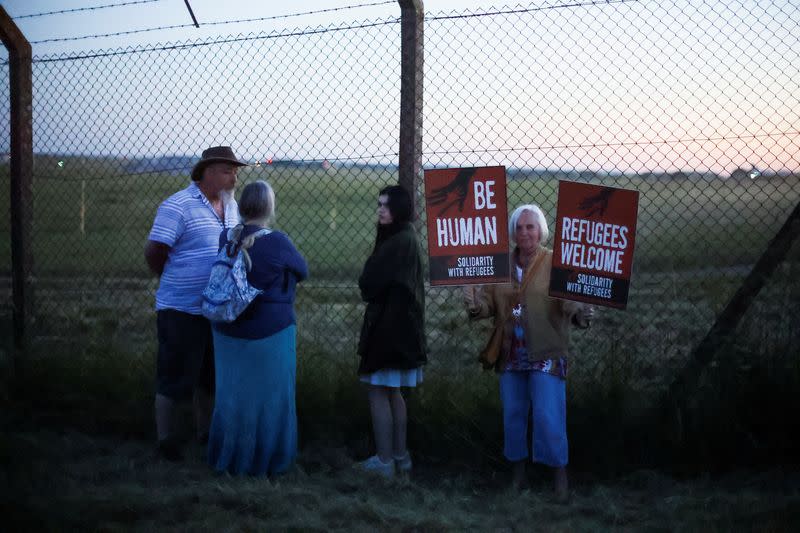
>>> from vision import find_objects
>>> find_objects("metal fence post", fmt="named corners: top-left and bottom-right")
top-left (398, 0), bottom-right (424, 212)
top-left (0, 6), bottom-right (34, 362)
top-left (663, 199), bottom-right (800, 444)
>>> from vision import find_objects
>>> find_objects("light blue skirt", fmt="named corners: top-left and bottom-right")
top-left (207, 325), bottom-right (297, 476)
top-left (359, 367), bottom-right (424, 388)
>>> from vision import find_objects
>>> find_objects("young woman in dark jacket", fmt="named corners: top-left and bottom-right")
top-left (356, 185), bottom-right (427, 477)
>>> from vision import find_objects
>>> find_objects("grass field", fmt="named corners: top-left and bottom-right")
top-left (4, 423), bottom-right (799, 531)
top-left (1, 158), bottom-right (798, 276)
top-left (1, 157), bottom-right (799, 408)
top-left (2, 342), bottom-right (800, 531)
top-left (1, 157), bottom-right (799, 530)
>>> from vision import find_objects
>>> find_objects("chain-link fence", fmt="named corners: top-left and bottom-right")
top-left (2, 0), bottom-right (799, 414)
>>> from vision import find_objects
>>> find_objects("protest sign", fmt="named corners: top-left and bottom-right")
top-left (424, 166), bottom-right (510, 286)
top-left (549, 180), bottom-right (639, 309)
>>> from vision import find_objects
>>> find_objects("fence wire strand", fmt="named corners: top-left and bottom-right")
top-left (28, 1), bottom-right (400, 44)
top-left (14, 0), bottom-right (164, 19)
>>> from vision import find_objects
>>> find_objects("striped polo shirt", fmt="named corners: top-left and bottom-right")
top-left (148, 181), bottom-right (240, 314)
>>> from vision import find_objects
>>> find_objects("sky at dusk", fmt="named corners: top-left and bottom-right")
top-left (1, 1), bottom-right (477, 54)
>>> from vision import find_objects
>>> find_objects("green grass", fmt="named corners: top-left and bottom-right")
top-left (0, 158), bottom-right (395, 279)
top-left (1, 156), bottom-right (798, 503)
top-left (1, 250), bottom-right (797, 531)
top-left (2, 340), bottom-right (800, 531)
top-left (1, 155), bottom-right (798, 411)
top-left (1, 426), bottom-right (794, 532)
top-left (1, 158), bottom-right (798, 277)
top-left (3, 425), bottom-right (799, 531)
top-left (6, 318), bottom-right (798, 473)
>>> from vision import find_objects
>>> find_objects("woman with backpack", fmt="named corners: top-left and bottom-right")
top-left (207, 180), bottom-right (308, 476)
top-left (356, 185), bottom-right (427, 478)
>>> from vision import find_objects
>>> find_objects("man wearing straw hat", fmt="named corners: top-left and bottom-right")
top-left (145, 146), bottom-right (247, 461)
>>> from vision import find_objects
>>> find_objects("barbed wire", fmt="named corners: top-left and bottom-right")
top-left (199, 0), bottom-right (397, 25)
top-left (30, 23), bottom-right (197, 45)
top-left (15, 0), bottom-right (164, 19)
top-left (25, 19), bottom-right (400, 63)
top-left (28, 0), bottom-right (398, 45)
top-left (11, 0), bottom-right (640, 61)
top-left (26, 0), bottom-right (636, 46)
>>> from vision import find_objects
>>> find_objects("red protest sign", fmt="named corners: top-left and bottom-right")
top-left (549, 180), bottom-right (639, 309)
top-left (424, 166), bottom-right (511, 286)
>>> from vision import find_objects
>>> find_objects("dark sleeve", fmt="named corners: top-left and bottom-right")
top-left (276, 232), bottom-right (309, 281)
top-left (358, 232), bottom-right (417, 302)
top-left (251, 231), bottom-right (308, 281)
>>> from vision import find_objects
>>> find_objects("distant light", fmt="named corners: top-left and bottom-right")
top-left (267, 158), bottom-right (273, 165)
top-left (749, 169), bottom-right (760, 179)
top-left (57, 160), bottom-right (64, 168)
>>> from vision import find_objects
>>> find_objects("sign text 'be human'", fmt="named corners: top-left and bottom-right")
top-left (424, 166), bottom-right (510, 286)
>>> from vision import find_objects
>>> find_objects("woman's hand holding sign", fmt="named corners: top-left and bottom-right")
top-left (575, 305), bottom-right (595, 328)
top-left (462, 285), bottom-right (483, 316)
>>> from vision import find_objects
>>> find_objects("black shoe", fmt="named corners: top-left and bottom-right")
top-left (157, 438), bottom-right (184, 462)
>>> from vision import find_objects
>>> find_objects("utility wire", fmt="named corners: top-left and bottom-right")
top-left (30, 131), bottom-right (799, 182)
top-left (15, 0), bottom-right (164, 19)
top-left (182, 0), bottom-right (200, 28)
top-left (424, 131), bottom-right (800, 156)
top-left (428, 0), bottom-right (641, 21)
top-left (35, 153), bottom-right (401, 182)
top-left (29, 0), bottom-right (398, 44)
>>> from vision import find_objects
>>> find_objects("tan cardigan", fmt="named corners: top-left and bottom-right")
top-left (470, 246), bottom-right (590, 367)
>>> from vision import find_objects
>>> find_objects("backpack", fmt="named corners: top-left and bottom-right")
top-left (201, 224), bottom-right (271, 323)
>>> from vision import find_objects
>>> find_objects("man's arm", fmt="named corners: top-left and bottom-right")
top-left (144, 240), bottom-right (171, 277)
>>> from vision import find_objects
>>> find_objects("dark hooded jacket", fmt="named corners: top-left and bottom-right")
top-left (357, 222), bottom-right (427, 374)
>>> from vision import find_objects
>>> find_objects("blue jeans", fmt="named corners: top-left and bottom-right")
top-left (499, 370), bottom-right (568, 467)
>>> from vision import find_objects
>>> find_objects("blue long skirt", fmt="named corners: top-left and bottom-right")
top-left (207, 325), bottom-right (297, 476)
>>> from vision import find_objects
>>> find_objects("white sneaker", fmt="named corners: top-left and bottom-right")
top-left (358, 455), bottom-right (394, 478)
top-left (393, 452), bottom-right (412, 473)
